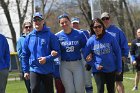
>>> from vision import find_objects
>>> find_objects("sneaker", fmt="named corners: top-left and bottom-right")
top-left (132, 86), bottom-right (138, 91)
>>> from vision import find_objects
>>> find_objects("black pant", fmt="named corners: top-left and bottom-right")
top-left (94, 72), bottom-right (115, 93)
top-left (30, 72), bottom-right (54, 93)
top-left (22, 72), bottom-right (31, 93)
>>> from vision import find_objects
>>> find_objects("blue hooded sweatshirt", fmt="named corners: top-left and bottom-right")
top-left (106, 24), bottom-right (129, 57)
top-left (17, 35), bottom-right (26, 60)
top-left (0, 34), bottom-right (10, 70)
top-left (16, 34), bottom-right (27, 71)
top-left (84, 32), bottom-right (122, 73)
top-left (22, 25), bottom-right (60, 74)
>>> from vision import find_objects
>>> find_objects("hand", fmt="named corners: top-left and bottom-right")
top-left (51, 50), bottom-right (58, 56)
top-left (24, 73), bottom-right (30, 80)
top-left (86, 53), bottom-right (93, 62)
top-left (122, 56), bottom-right (127, 62)
top-left (97, 65), bottom-right (103, 70)
top-left (38, 57), bottom-right (46, 64)
top-left (132, 61), bottom-right (137, 66)
top-left (116, 72), bottom-right (121, 75)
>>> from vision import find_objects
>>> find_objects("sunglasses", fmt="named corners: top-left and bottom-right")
top-left (25, 26), bottom-right (32, 29)
top-left (58, 14), bottom-right (69, 20)
top-left (33, 18), bottom-right (43, 22)
top-left (102, 17), bottom-right (110, 21)
top-left (93, 25), bottom-right (102, 29)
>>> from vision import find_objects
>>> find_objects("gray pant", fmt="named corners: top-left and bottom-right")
top-left (0, 68), bottom-right (9, 93)
top-left (60, 60), bottom-right (85, 93)
top-left (81, 57), bottom-right (93, 93)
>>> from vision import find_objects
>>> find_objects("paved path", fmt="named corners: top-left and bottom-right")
top-left (8, 77), bottom-right (20, 81)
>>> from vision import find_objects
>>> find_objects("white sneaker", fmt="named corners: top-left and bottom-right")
top-left (132, 86), bottom-right (138, 91)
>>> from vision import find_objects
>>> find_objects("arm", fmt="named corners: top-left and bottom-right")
top-left (45, 34), bottom-right (60, 62)
top-left (16, 38), bottom-right (22, 60)
top-left (119, 31), bottom-right (129, 58)
top-left (4, 37), bottom-right (10, 67)
top-left (130, 40), bottom-right (137, 65)
top-left (83, 39), bottom-right (93, 66)
top-left (112, 37), bottom-right (122, 73)
top-left (80, 32), bottom-right (87, 48)
top-left (22, 37), bottom-right (30, 73)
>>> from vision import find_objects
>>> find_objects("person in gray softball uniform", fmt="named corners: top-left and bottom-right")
top-left (56, 14), bottom-right (87, 93)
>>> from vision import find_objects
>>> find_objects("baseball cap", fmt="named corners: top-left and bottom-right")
top-left (71, 17), bottom-right (80, 23)
top-left (33, 12), bottom-right (43, 19)
top-left (101, 12), bottom-right (110, 19)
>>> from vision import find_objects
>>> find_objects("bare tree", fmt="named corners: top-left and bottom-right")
top-left (0, 0), bottom-right (17, 51)
top-left (16, 0), bottom-right (31, 35)
top-left (99, 0), bottom-right (136, 40)
top-left (34, 0), bottom-right (54, 20)
top-left (118, 0), bottom-right (125, 33)
top-left (0, 0), bottom-right (32, 51)
top-left (123, 0), bottom-right (135, 38)
top-left (77, 0), bottom-right (92, 27)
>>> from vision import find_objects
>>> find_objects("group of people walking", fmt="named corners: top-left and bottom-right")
top-left (0, 11), bottom-right (140, 93)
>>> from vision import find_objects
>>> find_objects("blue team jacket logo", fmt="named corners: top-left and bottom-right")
top-left (93, 43), bottom-right (111, 55)
top-left (41, 39), bottom-right (46, 45)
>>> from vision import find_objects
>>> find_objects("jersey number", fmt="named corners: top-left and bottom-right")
top-left (66, 46), bottom-right (74, 52)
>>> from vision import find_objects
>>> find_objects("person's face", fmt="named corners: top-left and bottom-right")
top-left (93, 21), bottom-right (103, 36)
top-left (59, 18), bottom-right (71, 31)
top-left (33, 17), bottom-right (44, 31)
top-left (24, 24), bottom-right (32, 33)
top-left (137, 29), bottom-right (140, 38)
top-left (71, 22), bottom-right (80, 29)
top-left (101, 17), bottom-right (110, 27)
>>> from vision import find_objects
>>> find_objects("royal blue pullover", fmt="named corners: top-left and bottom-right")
top-left (84, 32), bottom-right (122, 73)
top-left (0, 34), bottom-right (10, 70)
top-left (22, 25), bottom-right (60, 74)
top-left (106, 24), bottom-right (129, 57)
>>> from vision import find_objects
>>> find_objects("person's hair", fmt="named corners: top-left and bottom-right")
top-left (22, 22), bottom-right (32, 29)
top-left (58, 13), bottom-right (70, 22)
top-left (90, 18), bottom-right (106, 36)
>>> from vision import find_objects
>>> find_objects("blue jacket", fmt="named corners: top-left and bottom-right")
top-left (0, 34), bottom-right (10, 70)
top-left (17, 35), bottom-right (26, 60)
top-left (22, 25), bottom-right (60, 74)
top-left (56, 29), bottom-right (87, 61)
top-left (16, 34), bottom-right (26, 71)
top-left (81, 29), bottom-right (90, 40)
top-left (106, 24), bottom-right (129, 57)
top-left (81, 29), bottom-right (90, 54)
top-left (84, 32), bottom-right (122, 73)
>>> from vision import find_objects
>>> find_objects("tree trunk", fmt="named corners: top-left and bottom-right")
top-left (16, 0), bottom-right (29, 35)
top-left (118, 0), bottom-right (125, 33)
top-left (77, 0), bottom-right (92, 27)
top-left (0, 0), bottom-right (17, 51)
top-left (123, 0), bottom-right (135, 39)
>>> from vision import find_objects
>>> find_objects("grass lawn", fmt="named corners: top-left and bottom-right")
top-left (6, 71), bottom-right (140, 93)
top-left (6, 81), bottom-right (27, 93)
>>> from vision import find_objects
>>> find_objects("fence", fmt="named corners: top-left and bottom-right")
top-left (9, 52), bottom-right (20, 71)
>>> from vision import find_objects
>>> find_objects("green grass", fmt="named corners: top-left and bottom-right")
top-left (6, 81), bottom-right (27, 93)
top-left (6, 71), bottom-right (140, 93)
